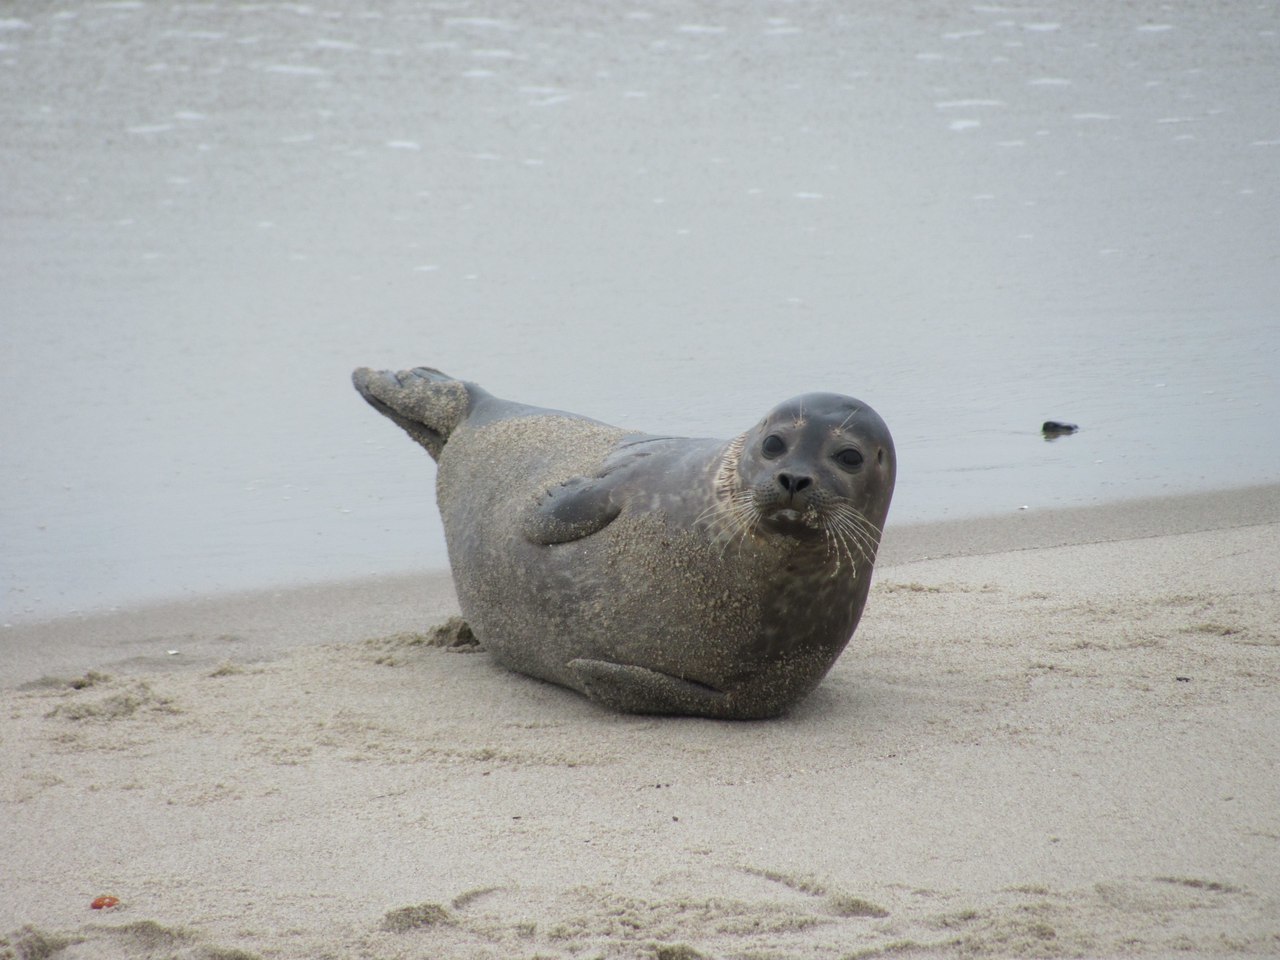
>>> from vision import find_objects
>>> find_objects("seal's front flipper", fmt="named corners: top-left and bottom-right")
top-left (352, 366), bottom-right (481, 460)
top-left (567, 658), bottom-right (732, 717)
top-left (524, 476), bottom-right (623, 545)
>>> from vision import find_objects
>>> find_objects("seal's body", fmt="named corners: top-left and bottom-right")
top-left (353, 367), bottom-right (895, 719)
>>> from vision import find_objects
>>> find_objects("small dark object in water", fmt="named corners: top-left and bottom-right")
top-left (1041, 421), bottom-right (1079, 439)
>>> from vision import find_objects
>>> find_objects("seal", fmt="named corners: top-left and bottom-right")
top-left (352, 366), bottom-right (896, 719)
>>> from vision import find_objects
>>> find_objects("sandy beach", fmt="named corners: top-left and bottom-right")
top-left (3, 485), bottom-right (1278, 959)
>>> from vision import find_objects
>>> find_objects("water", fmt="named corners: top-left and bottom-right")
top-left (2, 1), bottom-right (1278, 623)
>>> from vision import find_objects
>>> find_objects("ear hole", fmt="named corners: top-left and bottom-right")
top-left (877, 448), bottom-right (885, 465)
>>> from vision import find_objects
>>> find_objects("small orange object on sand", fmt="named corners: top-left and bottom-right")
top-left (90, 895), bottom-right (120, 910)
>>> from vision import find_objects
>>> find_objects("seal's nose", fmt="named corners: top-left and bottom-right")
top-left (776, 473), bottom-right (812, 495)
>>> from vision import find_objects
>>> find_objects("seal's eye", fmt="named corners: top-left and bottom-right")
top-left (834, 448), bottom-right (864, 470)
top-left (761, 434), bottom-right (786, 459)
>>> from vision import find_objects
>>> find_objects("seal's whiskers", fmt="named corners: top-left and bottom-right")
top-left (832, 501), bottom-right (883, 547)
top-left (823, 526), bottom-right (856, 578)
top-left (836, 405), bottom-right (863, 432)
top-left (825, 503), bottom-right (881, 570)
top-left (696, 489), bottom-right (760, 556)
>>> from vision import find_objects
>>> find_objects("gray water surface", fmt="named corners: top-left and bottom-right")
top-left (3, 2), bottom-right (1278, 622)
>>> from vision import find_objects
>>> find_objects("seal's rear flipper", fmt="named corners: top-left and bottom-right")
top-left (352, 366), bottom-right (481, 460)
top-left (567, 658), bottom-right (735, 718)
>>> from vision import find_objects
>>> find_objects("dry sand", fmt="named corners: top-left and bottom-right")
top-left (3, 486), bottom-right (1278, 959)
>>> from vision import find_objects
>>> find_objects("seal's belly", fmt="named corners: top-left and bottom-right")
top-left (453, 506), bottom-right (853, 693)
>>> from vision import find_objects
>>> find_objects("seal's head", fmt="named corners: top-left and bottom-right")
top-left (710, 393), bottom-right (896, 568)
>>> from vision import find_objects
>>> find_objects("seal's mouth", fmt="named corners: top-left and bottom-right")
top-left (761, 506), bottom-right (825, 537)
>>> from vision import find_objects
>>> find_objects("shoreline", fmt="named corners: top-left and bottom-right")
top-left (877, 480), bottom-right (1280, 565)
top-left (4, 482), bottom-right (1277, 690)
top-left (3, 481), bottom-right (1277, 957)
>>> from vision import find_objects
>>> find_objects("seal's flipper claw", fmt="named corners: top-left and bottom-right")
top-left (523, 477), bottom-right (623, 545)
top-left (403, 366), bottom-right (452, 384)
top-left (567, 659), bottom-right (731, 717)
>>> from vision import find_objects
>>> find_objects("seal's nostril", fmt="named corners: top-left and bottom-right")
top-left (777, 473), bottom-right (813, 493)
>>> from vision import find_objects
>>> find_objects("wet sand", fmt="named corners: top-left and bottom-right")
top-left (3, 485), bottom-right (1278, 958)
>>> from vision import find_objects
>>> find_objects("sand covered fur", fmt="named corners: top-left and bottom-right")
top-left (2, 492), bottom-right (1278, 959)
